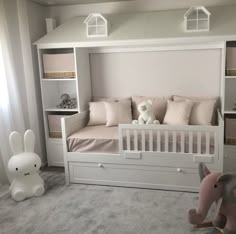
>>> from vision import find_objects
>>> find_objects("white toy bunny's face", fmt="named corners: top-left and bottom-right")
top-left (138, 100), bottom-right (152, 113)
top-left (8, 153), bottom-right (41, 177)
top-left (8, 130), bottom-right (42, 177)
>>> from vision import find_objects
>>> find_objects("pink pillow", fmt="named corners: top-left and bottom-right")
top-left (104, 100), bottom-right (132, 127)
top-left (88, 97), bottom-right (131, 126)
top-left (163, 100), bottom-right (194, 125)
top-left (173, 95), bottom-right (217, 125)
top-left (87, 102), bottom-right (107, 126)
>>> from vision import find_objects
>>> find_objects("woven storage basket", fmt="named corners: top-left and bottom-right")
top-left (43, 53), bottom-right (76, 79)
top-left (48, 115), bottom-right (67, 138)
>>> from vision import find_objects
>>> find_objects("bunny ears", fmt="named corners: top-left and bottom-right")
top-left (9, 130), bottom-right (35, 154)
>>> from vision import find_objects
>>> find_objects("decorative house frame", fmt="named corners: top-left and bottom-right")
top-left (184, 6), bottom-right (211, 32)
top-left (84, 13), bottom-right (109, 38)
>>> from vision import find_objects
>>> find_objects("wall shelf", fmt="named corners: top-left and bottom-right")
top-left (225, 76), bottom-right (236, 79)
top-left (44, 108), bottom-right (78, 112)
top-left (41, 78), bottom-right (76, 81)
top-left (224, 111), bottom-right (236, 114)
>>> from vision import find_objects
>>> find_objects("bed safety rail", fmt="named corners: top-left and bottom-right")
top-left (119, 110), bottom-right (223, 157)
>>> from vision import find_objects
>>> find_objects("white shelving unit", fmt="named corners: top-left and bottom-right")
top-left (37, 47), bottom-right (91, 166)
top-left (223, 41), bottom-right (236, 173)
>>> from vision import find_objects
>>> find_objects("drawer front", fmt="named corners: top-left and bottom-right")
top-left (69, 162), bottom-right (203, 192)
top-left (47, 140), bottom-right (64, 167)
top-left (123, 151), bottom-right (219, 170)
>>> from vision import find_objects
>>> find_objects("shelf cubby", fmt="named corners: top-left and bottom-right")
top-left (41, 80), bottom-right (78, 111)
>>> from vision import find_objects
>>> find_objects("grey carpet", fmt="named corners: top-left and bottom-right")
top-left (0, 169), bottom-right (222, 234)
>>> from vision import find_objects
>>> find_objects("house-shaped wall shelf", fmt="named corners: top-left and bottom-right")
top-left (84, 13), bottom-right (109, 38)
top-left (184, 6), bottom-right (211, 32)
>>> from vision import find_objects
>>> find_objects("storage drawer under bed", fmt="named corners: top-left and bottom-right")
top-left (68, 162), bottom-right (213, 192)
top-left (123, 151), bottom-right (219, 170)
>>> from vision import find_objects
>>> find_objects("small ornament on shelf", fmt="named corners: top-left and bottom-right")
top-left (56, 93), bottom-right (77, 109)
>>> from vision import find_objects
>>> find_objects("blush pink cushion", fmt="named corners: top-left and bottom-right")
top-left (173, 95), bottom-right (217, 125)
top-left (104, 100), bottom-right (132, 127)
top-left (88, 102), bottom-right (107, 126)
top-left (163, 100), bottom-right (194, 125)
top-left (131, 96), bottom-right (172, 123)
top-left (88, 97), bottom-right (131, 126)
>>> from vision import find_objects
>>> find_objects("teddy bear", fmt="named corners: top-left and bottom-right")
top-left (132, 99), bottom-right (160, 125)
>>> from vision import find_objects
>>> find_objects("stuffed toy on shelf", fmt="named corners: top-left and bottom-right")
top-left (56, 93), bottom-right (77, 109)
top-left (188, 163), bottom-right (236, 234)
top-left (8, 130), bottom-right (45, 201)
top-left (132, 99), bottom-right (160, 125)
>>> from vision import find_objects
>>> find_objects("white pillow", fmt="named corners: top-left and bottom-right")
top-left (104, 100), bottom-right (132, 127)
top-left (173, 96), bottom-right (217, 125)
top-left (87, 102), bottom-right (106, 126)
top-left (163, 100), bottom-right (193, 125)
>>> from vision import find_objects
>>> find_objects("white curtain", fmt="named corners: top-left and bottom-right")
top-left (0, 0), bottom-right (44, 184)
top-left (0, 0), bottom-right (27, 183)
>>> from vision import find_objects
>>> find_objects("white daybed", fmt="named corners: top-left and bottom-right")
top-left (62, 108), bottom-right (223, 192)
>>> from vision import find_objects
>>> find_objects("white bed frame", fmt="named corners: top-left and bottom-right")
top-left (61, 110), bottom-right (224, 192)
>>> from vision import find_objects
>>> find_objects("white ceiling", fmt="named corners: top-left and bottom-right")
top-left (31, 0), bottom-right (236, 9)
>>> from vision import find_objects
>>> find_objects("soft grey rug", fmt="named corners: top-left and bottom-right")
top-left (0, 169), bottom-right (222, 234)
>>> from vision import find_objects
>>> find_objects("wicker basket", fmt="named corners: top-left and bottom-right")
top-left (47, 115), bottom-right (67, 138)
top-left (43, 53), bottom-right (76, 79)
top-left (44, 72), bottom-right (76, 79)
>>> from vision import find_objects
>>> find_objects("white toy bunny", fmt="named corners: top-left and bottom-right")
top-left (8, 130), bottom-right (45, 201)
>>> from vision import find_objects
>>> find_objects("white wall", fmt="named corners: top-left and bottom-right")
top-left (48, 0), bottom-right (236, 24)
top-left (90, 48), bottom-right (222, 97)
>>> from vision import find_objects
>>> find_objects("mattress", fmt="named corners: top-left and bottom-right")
top-left (67, 125), bottom-right (215, 154)
top-left (67, 125), bottom-right (119, 153)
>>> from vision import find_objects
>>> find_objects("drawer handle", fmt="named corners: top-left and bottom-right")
top-left (98, 163), bottom-right (104, 168)
top-left (177, 168), bottom-right (183, 173)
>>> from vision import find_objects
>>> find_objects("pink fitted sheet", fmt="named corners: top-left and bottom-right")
top-left (67, 125), bottom-right (215, 154)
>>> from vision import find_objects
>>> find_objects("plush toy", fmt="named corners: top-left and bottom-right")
top-left (57, 93), bottom-right (77, 109)
top-left (132, 100), bottom-right (160, 125)
top-left (8, 130), bottom-right (45, 201)
top-left (188, 163), bottom-right (236, 234)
